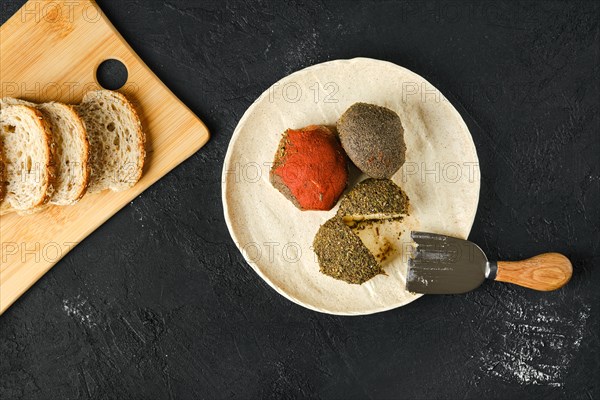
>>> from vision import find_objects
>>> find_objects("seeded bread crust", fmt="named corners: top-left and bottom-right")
top-left (2, 98), bottom-right (90, 206)
top-left (76, 90), bottom-right (145, 193)
top-left (0, 104), bottom-right (55, 215)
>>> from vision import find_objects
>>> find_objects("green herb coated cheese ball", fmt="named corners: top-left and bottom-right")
top-left (313, 217), bottom-right (383, 284)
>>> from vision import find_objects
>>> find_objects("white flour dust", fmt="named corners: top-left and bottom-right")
top-left (62, 296), bottom-right (97, 328)
top-left (475, 292), bottom-right (590, 387)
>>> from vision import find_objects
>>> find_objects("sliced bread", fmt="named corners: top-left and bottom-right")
top-left (0, 143), bottom-right (5, 204)
top-left (0, 104), bottom-right (54, 214)
top-left (2, 98), bottom-right (90, 205)
top-left (76, 90), bottom-right (145, 193)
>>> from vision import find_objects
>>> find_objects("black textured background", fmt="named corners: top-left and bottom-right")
top-left (1, 1), bottom-right (599, 399)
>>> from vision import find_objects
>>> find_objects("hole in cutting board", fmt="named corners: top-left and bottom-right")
top-left (96, 59), bottom-right (128, 90)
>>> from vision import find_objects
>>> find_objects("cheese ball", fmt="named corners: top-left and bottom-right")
top-left (270, 125), bottom-right (348, 211)
top-left (313, 216), bottom-right (383, 284)
top-left (337, 103), bottom-right (406, 179)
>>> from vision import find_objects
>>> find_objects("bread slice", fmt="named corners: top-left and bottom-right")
top-left (2, 98), bottom-right (90, 205)
top-left (0, 104), bottom-right (54, 214)
top-left (76, 90), bottom-right (145, 193)
top-left (0, 143), bottom-right (5, 204)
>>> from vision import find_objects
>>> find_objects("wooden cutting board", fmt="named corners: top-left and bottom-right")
top-left (0, 0), bottom-right (210, 313)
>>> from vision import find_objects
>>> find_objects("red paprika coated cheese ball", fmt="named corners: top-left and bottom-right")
top-left (270, 125), bottom-right (348, 211)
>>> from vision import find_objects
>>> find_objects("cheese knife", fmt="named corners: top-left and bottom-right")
top-left (406, 231), bottom-right (572, 294)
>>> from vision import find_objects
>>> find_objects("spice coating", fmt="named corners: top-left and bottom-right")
top-left (270, 125), bottom-right (348, 210)
top-left (313, 217), bottom-right (383, 284)
top-left (337, 103), bottom-right (406, 179)
top-left (337, 178), bottom-right (410, 224)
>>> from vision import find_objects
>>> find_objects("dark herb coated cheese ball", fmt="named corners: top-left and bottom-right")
top-left (337, 103), bottom-right (406, 179)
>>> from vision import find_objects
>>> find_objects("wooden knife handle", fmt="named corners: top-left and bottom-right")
top-left (494, 253), bottom-right (572, 291)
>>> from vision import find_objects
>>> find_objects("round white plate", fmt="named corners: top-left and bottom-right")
top-left (222, 58), bottom-right (480, 315)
